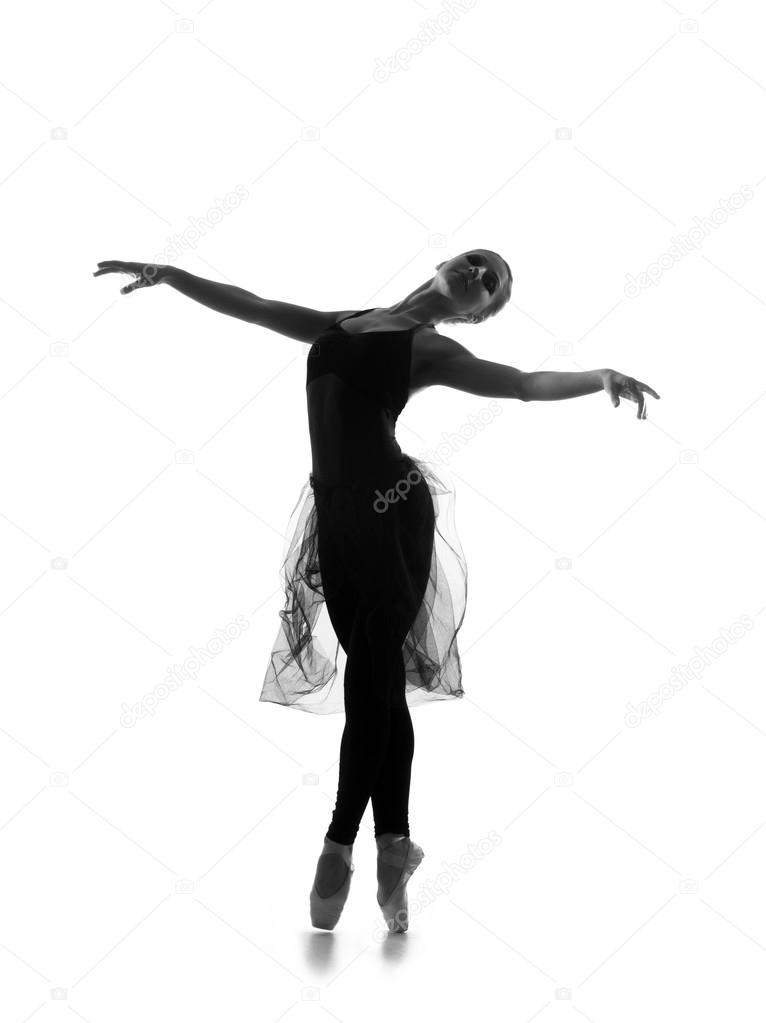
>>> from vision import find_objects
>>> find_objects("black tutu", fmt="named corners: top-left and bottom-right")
top-left (260, 453), bottom-right (468, 714)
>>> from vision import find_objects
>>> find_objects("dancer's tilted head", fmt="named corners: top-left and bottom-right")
top-left (431, 249), bottom-right (512, 325)
top-left (361, 247), bottom-right (513, 330)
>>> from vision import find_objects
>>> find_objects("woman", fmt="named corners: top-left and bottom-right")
top-left (93, 251), bottom-right (659, 934)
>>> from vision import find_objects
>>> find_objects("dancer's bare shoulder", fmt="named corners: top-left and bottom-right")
top-left (410, 326), bottom-right (527, 400)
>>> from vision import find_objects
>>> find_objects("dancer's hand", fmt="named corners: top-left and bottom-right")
top-left (602, 370), bottom-right (660, 420)
top-left (92, 260), bottom-right (173, 294)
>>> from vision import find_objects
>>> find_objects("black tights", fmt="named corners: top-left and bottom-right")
top-left (324, 596), bottom-right (415, 844)
top-left (312, 467), bottom-right (433, 846)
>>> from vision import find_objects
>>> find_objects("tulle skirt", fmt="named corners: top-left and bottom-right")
top-left (259, 454), bottom-right (468, 714)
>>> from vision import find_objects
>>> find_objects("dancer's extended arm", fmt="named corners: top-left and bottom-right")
top-left (417, 332), bottom-right (660, 420)
top-left (92, 261), bottom-right (352, 343)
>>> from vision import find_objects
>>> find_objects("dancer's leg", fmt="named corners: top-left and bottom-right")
top-left (370, 474), bottom-right (434, 840)
top-left (326, 602), bottom-right (399, 845)
top-left (370, 644), bottom-right (414, 837)
top-left (318, 470), bottom-right (432, 847)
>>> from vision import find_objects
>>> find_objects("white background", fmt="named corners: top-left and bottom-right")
top-left (2, 0), bottom-right (765, 1019)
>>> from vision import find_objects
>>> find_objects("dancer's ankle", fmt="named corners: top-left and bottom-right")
top-left (323, 834), bottom-right (354, 859)
top-left (375, 832), bottom-right (407, 850)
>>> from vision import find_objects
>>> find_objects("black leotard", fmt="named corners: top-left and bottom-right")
top-left (305, 308), bottom-right (432, 487)
top-left (260, 307), bottom-right (467, 716)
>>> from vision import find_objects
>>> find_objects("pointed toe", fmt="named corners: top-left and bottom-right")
top-left (376, 837), bottom-right (425, 933)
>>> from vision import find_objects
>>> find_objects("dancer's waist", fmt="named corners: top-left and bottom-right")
top-left (310, 454), bottom-right (418, 496)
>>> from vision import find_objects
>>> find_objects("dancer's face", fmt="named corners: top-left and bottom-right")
top-left (432, 249), bottom-right (508, 322)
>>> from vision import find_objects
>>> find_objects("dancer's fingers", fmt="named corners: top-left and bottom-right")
top-left (120, 277), bottom-right (143, 294)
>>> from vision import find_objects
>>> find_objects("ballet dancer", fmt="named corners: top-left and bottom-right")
top-left (93, 251), bottom-right (659, 933)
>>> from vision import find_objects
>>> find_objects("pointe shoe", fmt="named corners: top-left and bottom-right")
top-left (310, 838), bottom-right (355, 930)
top-left (376, 835), bottom-right (425, 933)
